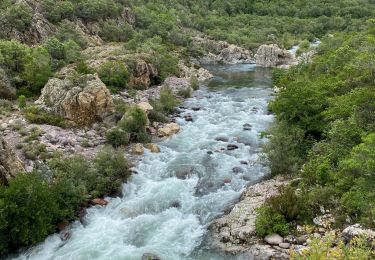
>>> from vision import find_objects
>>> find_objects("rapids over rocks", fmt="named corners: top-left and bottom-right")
top-left (15, 64), bottom-right (274, 260)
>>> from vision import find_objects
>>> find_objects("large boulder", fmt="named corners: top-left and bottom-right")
top-left (36, 73), bottom-right (115, 125)
top-left (0, 69), bottom-right (16, 99)
top-left (0, 137), bottom-right (25, 184)
top-left (255, 44), bottom-right (297, 67)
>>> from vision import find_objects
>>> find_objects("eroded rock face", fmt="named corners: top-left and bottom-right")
top-left (129, 59), bottom-right (158, 89)
top-left (179, 62), bottom-right (213, 82)
top-left (36, 74), bottom-right (115, 125)
top-left (255, 44), bottom-right (297, 67)
top-left (0, 137), bottom-right (25, 184)
top-left (0, 69), bottom-right (16, 99)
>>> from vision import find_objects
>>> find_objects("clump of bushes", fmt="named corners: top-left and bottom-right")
top-left (0, 146), bottom-right (131, 255)
top-left (106, 105), bottom-right (151, 147)
top-left (98, 60), bottom-right (129, 93)
top-left (24, 106), bottom-right (66, 127)
top-left (177, 87), bottom-right (192, 98)
top-left (150, 86), bottom-right (180, 115)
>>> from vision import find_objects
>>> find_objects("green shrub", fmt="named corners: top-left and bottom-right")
top-left (99, 20), bottom-right (134, 42)
top-left (18, 95), bottom-right (26, 109)
top-left (75, 60), bottom-right (93, 75)
top-left (151, 86), bottom-right (180, 115)
top-left (98, 61), bottom-right (129, 93)
top-left (55, 20), bottom-right (87, 48)
top-left (0, 173), bottom-right (60, 254)
top-left (22, 46), bottom-right (52, 94)
top-left (255, 205), bottom-right (290, 237)
top-left (24, 106), bottom-right (66, 127)
top-left (41, 0), bottom-right (74, 23)
top-left (3, 3), bottom-right (33, 32)
top-left (75, 0), bottom-right (122, 21)
top-left (148, 110), bottom-right (169, 123)
top-left (177, 87), bottom-right (192, 98)
top-left (264, 121), bottom-right (306, 175)
top-left (0, 40), bottom-right (29, 74)
top-left (0, 99), bottom-right (13, 116)
top-left (106, 127), bottom-right (130, 148)
top-left (118, 106), bottom-right (149, 142)
top-left (189, 75), bottom-right (199, 90)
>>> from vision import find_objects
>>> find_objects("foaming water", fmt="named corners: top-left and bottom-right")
top-left (13, 64), bottom-right (273, 260)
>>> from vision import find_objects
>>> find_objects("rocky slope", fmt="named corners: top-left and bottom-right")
top-left (0, 137), bottom-right (25, 184)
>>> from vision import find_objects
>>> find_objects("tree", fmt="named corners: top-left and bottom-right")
top-left (22, 46), bottom-right (52, 93)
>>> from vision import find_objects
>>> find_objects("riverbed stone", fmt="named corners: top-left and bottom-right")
top-left (91, 198), bottom-right (108, 206)
top-left (157, 123), bottom-right (180, 137)
top-left (264, 234), bottom-right (283, 245)
top-left (132, 143), bottom-right (144, 155)
top-left (141, 253), bottom-right (160, 260)
top-left (278, 242), bottom-right (290, 249)
top-left (227, 144), bottom-right (239, 150)
top-left (215, 136), bottom-right (229, 142)
top-left (145, 143), bottom-right (161, 153)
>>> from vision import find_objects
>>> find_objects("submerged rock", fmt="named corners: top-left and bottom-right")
top-left (227, 144), bottom-right (239, 151)
top-left (91, 198), bottom-right (109, 207)
top-left (141, 253), bottom-right (161, 260)
top-left (145, 143), bottom-right (161, 153)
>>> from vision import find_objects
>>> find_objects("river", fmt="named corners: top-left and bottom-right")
top-left (15, 64), bottom-right (274, 260)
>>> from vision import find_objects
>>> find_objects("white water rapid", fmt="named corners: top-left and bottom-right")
top-left (14, 64), bottom-right (274, 260)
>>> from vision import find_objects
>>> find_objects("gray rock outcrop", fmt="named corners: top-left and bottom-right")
top-left (255, 44), bottom-right (297, 67)
top-left (36, 73), bottom-right (115, 125)
top-left (0, 137), bottom-right (25, 184)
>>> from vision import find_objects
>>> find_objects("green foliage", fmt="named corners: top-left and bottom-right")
top-left (41, 0), bottom-right (74, 23)
top-left (0, 173), bottom-right (60, 254)
top-left (22, 46), bottom-right (52, 94)
top-left (255, 205), bottom-right (289, 237)
top-left (98, 61), bottom-right (129, 93)
top-left (151, 87), bottom-right (180, 115)
top-left (2, 3), bottom-right (33, 32)
top-left (118, 106), bottom-right (150, 142)
top-left (189, 75), bottom-right (199, 90)
top-left (43, 37), bottom-right (81, 70)
top-left (54, 20), bottom-right (87, 48)
top-left (99, 20), bottom-right (134, 42)
top-left (24, 106), bottom-right (66, 127)
top-left (177, 87), bottom-right (192, 98)
top-left (266, 28), bottom-right (375, 229)
top-left (0, 40), bottom-right (28, 74)
top-left (264, 121), bottom-right (306, 175)
top-left (106, 127), bottom-right (130, 148)
top-left (75, 0), bottom-right (122, 21)
top-left (18, 95), bottom-right (26, 109)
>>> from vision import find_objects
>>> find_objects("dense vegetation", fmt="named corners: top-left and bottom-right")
top-left (0, 146), bottom-right (130, 254)
top-left (259, 24), bottom-right (375, 236)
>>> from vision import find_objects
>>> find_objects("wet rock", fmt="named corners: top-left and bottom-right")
top-left (184, 114), bottom-right (193, 122)
top-left (91, 198), bottom-right (108, 206)
top-left (141, 253), bottom-right (161, 260)
top-left (207, 151), bottom-right (213, 155)
top-left (215, 136), bottom-right (229, 142)
top-left (223, 178), bottom-right (232, 184)
top-left (157, 123), bottom-right (180, 137)
top-left (170, 201), bottom-right (181, 208)
top-left (174, 166), bottom-right (197, 180)
top-left (145, 143), bottom-right (161, 153)
top-left (240, 161), bottom-right (248, 165)
top-left (243, 123), bottom-right (252, 131)
top-left (227, 144), bottom-right (239, 151)
top-left (232, 167), bottom-right (244, 173)
top-left (236, 136), bottom-right (252, 146)
top-left (264, 234), bottom-right (283, 245)
top-left (192, 106), bottom-right (201, 111)
top-left (132, 143), bottom-right (144, 155)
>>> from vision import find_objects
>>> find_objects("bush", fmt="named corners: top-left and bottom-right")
top-left (255, 205), bottom-right (290, 237)
top-left (189, 75), bottom-right (199, 90)
top-left (0, 173), bottom-right (60, 254)
top-left (99, 20), bottom-right (134, 42)
top-left (106, 127), bottom-right (130, 148)
top-left (118, 106), bottom-right (148, 140)
top-left (3, 3), bottom-right (33, 32)
top-left (151, 86), bottom-right (180, 115)
top-left (0, 40), bottom-right (28, 74)
top-left (177, 87), bottom-right (192, 98)
top-left (41, 0), bottom-right (74, 23)
top-left (264, 121), bottom-right (306, 175)
top-left (24, 106), bottom-right (66, 127)
top-left (75, 0), bottom-right (122, 21)
top-left (98, 61), bottom-right (129, 93)
top-left (148, 110), bottom-right (169, 123)
top-left (22, 46), bottom-right (52, 94)
top-left (55, 20), bottom-right (87, 48)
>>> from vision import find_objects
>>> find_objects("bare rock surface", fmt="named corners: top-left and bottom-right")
top-left (0, 137), bottom-right (25, 184)
top-left (208, 176), bottom-right (290, 256)
top-left (255, 44), bottom-right (297, 68)
top-left (36, 74), bottom-right (115, 125)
